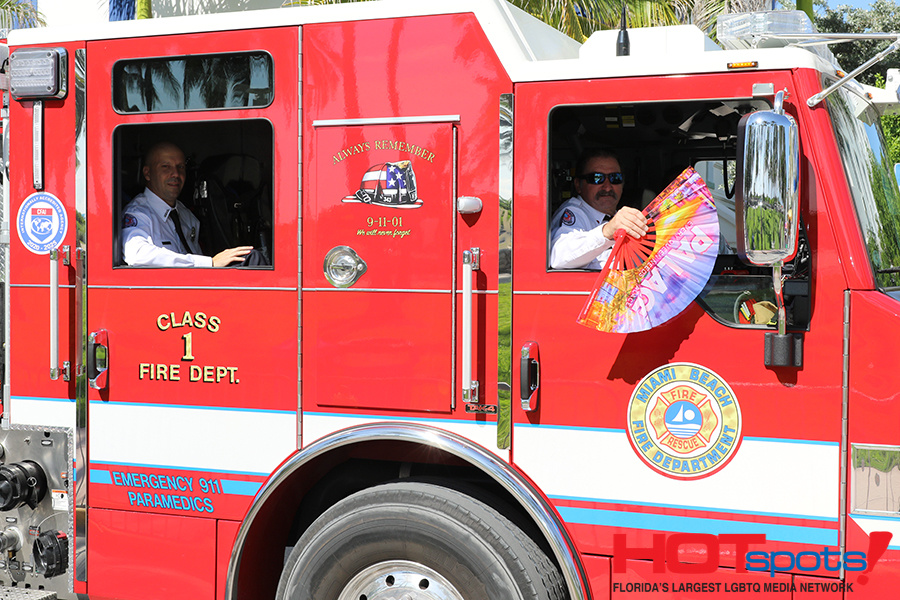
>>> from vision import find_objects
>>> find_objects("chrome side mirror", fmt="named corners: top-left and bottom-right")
top-left (736, 91), bottom-right (803, 368)
top-left (736, 90), bottom-right (800, 267)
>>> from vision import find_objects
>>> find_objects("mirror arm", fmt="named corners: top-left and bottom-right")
top-left (807, 37), bottom-right (900, 108)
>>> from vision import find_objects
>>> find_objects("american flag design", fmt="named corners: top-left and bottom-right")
top-left (343, 161), bottom-right (423, 208)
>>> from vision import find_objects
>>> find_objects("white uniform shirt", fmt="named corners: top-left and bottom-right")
top-left (121, 188), bottom-right (213, 267)
top-left (549, 195), bottom-right (615, 269)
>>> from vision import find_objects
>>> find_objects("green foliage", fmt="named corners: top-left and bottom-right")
top-left (282, 0), bottom-right (695, 42)
top-left (511, 0), bottom-right (693, 42)
top-left (0, 0), bottom-right (45, 28)
top-left (816, 4), bottom-right (900, 169)
top-left (882, 112), bottom-right (900, 165)
top-left (855, 447), bottom-right (900, 471)
top-left (816, 0), bottom-right (900, 86)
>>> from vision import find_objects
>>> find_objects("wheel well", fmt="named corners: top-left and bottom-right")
top-left (288, 458), bottom-right (553, 557)
top-left (230, 438), bottom-right (565, 600)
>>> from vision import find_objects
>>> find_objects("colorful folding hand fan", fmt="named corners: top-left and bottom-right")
top-left (577, 167), bottom-right (719, 333)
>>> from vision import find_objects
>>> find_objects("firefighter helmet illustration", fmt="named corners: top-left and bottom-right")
top-left (343, 161), bottom-right (423, 208)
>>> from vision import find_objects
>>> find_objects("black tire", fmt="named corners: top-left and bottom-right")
top-left (276, 481), bottom-right (568, 600)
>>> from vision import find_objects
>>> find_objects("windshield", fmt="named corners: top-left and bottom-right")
top-left (827, 83), bottom-right (900, 295)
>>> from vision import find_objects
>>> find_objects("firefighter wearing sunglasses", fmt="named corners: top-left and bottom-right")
top-left (550, 149), bottom-right (648, 269)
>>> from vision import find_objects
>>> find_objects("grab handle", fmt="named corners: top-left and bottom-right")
top-left (462, 248), bottom-right (480, 402)
top-left (49, 246), bottom-right (70, 380)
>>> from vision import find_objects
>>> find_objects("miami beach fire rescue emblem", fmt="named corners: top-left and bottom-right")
top-left (627, 363), bottom-right (741, 479)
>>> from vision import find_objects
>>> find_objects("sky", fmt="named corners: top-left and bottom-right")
top-left (823, 0), bottom-right (889, 11)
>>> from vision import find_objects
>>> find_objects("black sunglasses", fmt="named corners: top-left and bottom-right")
top-left (580, 171), bottom-right (623, 185)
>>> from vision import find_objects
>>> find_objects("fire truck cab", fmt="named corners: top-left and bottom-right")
top-left (1, 1), bottom-right (900, 599)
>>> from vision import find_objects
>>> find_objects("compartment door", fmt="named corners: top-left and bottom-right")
top-left (306, 122), bottom-right (456, 413)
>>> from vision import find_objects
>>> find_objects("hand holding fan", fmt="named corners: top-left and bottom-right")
top-left (577, 167), bottom-right (719, 333)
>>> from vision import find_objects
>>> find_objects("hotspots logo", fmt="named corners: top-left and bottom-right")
top-left (612, 532), bottom-right (893, 583)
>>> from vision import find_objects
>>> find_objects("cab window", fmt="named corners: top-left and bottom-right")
top-left (547, 100), bottom-right (810, 330)
top-left (113, 52), bottom-right (274, 113)
top-left (113, 119), bottom-right (274, 268)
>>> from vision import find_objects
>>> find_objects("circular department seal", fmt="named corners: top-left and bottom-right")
top-left (627, 363), bottom-right (741, 479)
top-left (16, 192), bottom-right (68, 254)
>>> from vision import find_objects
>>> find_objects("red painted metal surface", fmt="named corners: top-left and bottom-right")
top-left (301, 15), bottom-right (511, 415)
top-left (88, 509), bottom-right (216, 600)
top-left (7, 40), bottom-right (84, 411)
top-left (849, 290), bottom-right (900, 443)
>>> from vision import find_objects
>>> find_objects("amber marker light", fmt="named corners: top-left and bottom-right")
top-left (727, 61), bottom-right (759, 70)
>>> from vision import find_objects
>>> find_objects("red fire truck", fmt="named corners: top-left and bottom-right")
top-left (1, 0), bottom-right (900, 598)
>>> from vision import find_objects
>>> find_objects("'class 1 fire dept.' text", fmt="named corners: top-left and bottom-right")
top-left (138, 310), bottom-right (240, 383)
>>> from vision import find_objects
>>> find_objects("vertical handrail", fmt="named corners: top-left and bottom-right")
top-left (49, 249), bottom-right (58, 379)
top-left (462, 248), bottom-right (480, 402)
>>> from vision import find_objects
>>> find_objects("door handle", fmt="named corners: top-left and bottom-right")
top-left (87, 329), bottom-right (109, 391)
top-left (520, 341), bottom-right (539, 412)
top-left (462, 248), bottom-right (480, 402)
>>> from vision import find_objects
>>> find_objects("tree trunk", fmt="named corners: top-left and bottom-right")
top-left (136, 0), bottom-right (152, 19)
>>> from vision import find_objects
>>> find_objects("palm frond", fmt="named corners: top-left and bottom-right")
top-left (0, 0), bottom-right (46, 29)
top-left (277, 0), bottom-right (739, 43)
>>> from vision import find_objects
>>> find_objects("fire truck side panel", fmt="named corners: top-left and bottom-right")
top-left (216, 519), bottom-right (241, 600)
top-left (7, 40), bottom-right (85, 428)
top-left (228, 13), bottom-right (522, 599)
top-left (78, 25), bottom-right (299, 596)
top-left (509, 70), bottom-right (846, 573)
top-left (845, 289), bottom-right (900, 590)
top-left (300, 15), bottom-right (510, 420)
top-left (581, 554), bottom-right (612, 597)
top-left (7, 288), bottom-right (76, 424)
top-left (88, 508), bottom-right (217, 600)
top-left (7, 2), bottom-right (900, 598)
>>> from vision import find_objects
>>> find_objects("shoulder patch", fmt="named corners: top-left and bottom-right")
top-left (561, 208), bottom-right (576, 227)
top-left (122, 214), bottom-right (138, 229)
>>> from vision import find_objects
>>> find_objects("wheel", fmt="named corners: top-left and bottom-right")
top-left (276, 481), bottom-right (567, 600)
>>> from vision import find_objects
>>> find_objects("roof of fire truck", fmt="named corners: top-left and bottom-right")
top-left (1, 0), bottom-right (859, 85)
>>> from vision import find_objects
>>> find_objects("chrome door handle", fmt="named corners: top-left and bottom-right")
top-left (520, 341), bottom-right (540, 412)
top-left (87, 329), bottom-right (109, 391)
top-left (462, 248), bottom-right (480, 402)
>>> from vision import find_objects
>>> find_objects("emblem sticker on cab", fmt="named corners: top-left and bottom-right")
top-left (16, 192), bottom-right (67, 254)
top-left (627, 363), bottom-right (741, 479)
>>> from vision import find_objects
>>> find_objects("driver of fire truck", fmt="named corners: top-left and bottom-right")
top-left (121, 142), bottom-right (254, 267)
top-left (549, 148), bottom-right (648, 269)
